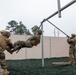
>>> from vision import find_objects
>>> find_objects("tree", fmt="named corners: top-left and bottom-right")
top-left (6, 20), bottom-right (31, 35)
top-left (6, 20), bottom-right (18, 34)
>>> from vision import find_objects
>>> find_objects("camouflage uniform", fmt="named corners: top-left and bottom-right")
top-left (0, 30), bottom-right (13, 74)
top-left (67, 34), bottom-right (76, 65)
top-left (12, 28), bottom-right (42, 52)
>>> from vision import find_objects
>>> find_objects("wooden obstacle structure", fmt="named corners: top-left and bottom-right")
top-left (52, 62), bottom-right (71, 66)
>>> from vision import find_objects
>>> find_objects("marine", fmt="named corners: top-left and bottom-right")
top-left (67, 34), bottom-right (76, 65)
top-left (0, 30), bottom-right (13, 75)
top-left (11, 26), bottom-right (42, 53)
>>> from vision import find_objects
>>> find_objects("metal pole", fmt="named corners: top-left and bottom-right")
top-left (39, 0), bottom-right (76, 67)
top-left (54, 28), bottom-right (56, 37)
top-left (40, 0), bottom-right (76, 24)
top-left (41, 22), bottom-right (44, 67)
top-left (57, 0), bottom-right (61, 18)
top-left (57, 30), bottom-right (59, 37)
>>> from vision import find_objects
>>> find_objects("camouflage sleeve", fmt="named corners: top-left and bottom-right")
top-left (73, 37), bottom-right (76, 41)
top-left (7, 41), bottom-right (14, 49)
top-left (5, 40), bottom-right (14, 54)
top-left (6, 46), bottom-right (13, 54)
top-left (67, 38), bottom-right (70, 43)
top-left (67, 38), bottom-right (74, 44)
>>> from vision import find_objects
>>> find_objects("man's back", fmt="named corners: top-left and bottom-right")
top-left (0, 35), bottom-right (9, 50)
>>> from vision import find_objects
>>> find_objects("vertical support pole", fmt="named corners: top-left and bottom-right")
top-left (57, 30), bottom-right (59, 37)
top-left (41, 22), bottom-right (44, 67)
top-left (57, 0), bottom-right (61, 18)
top-left (25, 35), bottom-right (27, 59)
top-left (54, 28), bottom-right (56, 37)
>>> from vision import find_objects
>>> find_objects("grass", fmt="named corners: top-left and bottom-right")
top-left (6, 57), bottom-right (76, 75)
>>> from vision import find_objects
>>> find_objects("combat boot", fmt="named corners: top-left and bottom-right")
top-left (72, 61), bottom-right (76, 65)
top-left (3, 68), bottom-right (9, 75)
top-left (68, 61), bottom-right (73, 65)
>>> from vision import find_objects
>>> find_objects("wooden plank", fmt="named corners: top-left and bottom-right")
top-left (52, 62), bottom-right (70, 65)
top-left (0, 65), bottom-right (9, 75)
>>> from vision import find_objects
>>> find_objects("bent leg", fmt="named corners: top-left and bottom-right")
top-left (0, 47), bottom-right (9, 75)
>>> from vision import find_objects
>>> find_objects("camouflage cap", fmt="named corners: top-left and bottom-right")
top-left (0, 30), bottom-right (11, 37)
top-left (31, 25), bottom-right (39, 32)
top-left (71, 34), bottom-right (76, 36)
top-left (71, 34), bottom-right (76, 38)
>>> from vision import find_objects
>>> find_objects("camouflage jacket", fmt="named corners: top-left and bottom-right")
top-left (0, 35), bottom-right (13, 51)
top-left (27, 35), bottom-right (40, 46)
top-left (67, 37), bottom-right (76, 46)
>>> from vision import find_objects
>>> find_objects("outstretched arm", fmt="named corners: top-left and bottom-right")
top-left (6, 46), bottom-right (13, 54)
top-left (11, 45), bottom-right (22, 53)
top-left (6, 41), bottom-right (14, 54)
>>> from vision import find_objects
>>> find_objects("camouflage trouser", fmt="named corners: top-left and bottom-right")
top-left (69, 45), bottom-right (76, 62)
top-left (0, 47), bottom-right (7, 69)
top-left (14, 40), bottom-right (33, 48)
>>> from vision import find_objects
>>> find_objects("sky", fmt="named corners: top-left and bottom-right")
top-left (0, 0), bottom-right (76, 37)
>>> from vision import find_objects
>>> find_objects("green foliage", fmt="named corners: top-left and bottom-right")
top-left (6, 57), bottom-right (76, 75)
top-left (6, 20), bottom-right (31, 35)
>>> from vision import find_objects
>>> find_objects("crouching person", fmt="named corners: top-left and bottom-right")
top-left (0, 30), bottom-right (14, 75)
